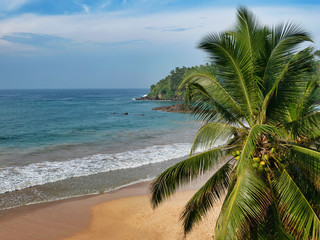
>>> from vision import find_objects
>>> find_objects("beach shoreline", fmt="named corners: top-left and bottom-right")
top-left (0, 171), bottom-right (221, 240)
top-left (0, 181), bottom-right (151, 240)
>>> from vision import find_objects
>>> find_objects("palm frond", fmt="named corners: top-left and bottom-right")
top-left (198, 31), bottom-right (257, 123)
top-left (235, 7), bottom-right (265, 103)
top-left (273, 169), bottom-right (320, 239)
top-left (150, 147), bottom-right (227, 208)
top-left (185, 82), bottom-right (243, 125)
top-left (284, 112), bottom-right (320, 139)
top-left (179, 72), bottom-right (241, 115)
top-left (287, 144), bottom-right (320, 176)
top-left (294, 71), bottom-right (320, 118)
top-left (287, 163), bottom-right (320, 213)
top-left (260, 22), bottom-right (312, 95)
top-left (215, 169), bottom-right (271, 239)
top-left (180, 72), bottom-right (245, 121)
top-left (260, 49), bottom-right (307, 122)
top-left (237, 203), bottom-right (295, 240)
top-left (266, 48), bottom-right (315, 124)
top-left (190, 122), bottom-right (240, 155)
top-left (181, 161), bottom-right (233, 234)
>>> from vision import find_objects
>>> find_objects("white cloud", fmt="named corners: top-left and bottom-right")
top-left (0, 0), bottom-right (32, 11)
top-left (0, 8), bottom-right (236, 44)
top-left (0, 5), bottom-right (318, 53)
top-left (100, 1), bottom-right (112, 9)
top-left (82, 4), bottom-right (90, 13)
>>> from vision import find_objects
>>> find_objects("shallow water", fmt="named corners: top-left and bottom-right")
top-left (0, 89), bottom-right (199, 209)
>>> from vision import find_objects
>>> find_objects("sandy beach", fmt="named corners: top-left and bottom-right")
top-left (0, 180), bottom-right (222, 240)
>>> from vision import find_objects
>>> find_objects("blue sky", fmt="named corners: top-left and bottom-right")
top-left (0, 0), bottom-right (319, 89)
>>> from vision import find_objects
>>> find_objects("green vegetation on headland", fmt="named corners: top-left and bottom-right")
top-left (147, 64), bottom-right (214, 100)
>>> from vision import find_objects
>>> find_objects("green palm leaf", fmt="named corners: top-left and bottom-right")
top-left (287, 163), bottom-right (320, 213)
top-left (181, 71), bottom-right (251, 128)
top-left (260, 22), bottom-right (312, 94)
top-left (266, 48), bottom-right (315, 124)
top-left (288, 144), bottom-right (320, 175)
top-left (190, 122), bottom-right (240, 155)
top-left (215, 169), bottom-right (271, 239)
top-left (181, 161), bottom-right (233, 234)
top-left (198, 31), bottom-right (257, 123)
top-left (235, 6), bottom-right (265, 104)
top-left (237, 203), bottom-right (295, 240)
top-left (180, 72), bottom-right (241, 115)
top-left (150, 147), bottom-right (227, 208)
top-left (186, 82), bottom-right (243, 125)
top-left (284, 112), bottom-right (320, 139)
top-left (274, 169), bottom-right (320, 239)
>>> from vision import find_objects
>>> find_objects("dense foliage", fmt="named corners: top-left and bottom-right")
top-left (148, 64), bottom-right (214, 100)
top-left (150, 7), bottom-right (320, 239)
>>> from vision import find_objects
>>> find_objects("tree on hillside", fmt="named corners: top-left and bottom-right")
top-left (148, 64), bottom-right (214, 100)
top-left (148, 66), bottom-right (188, 99)
top-left (150, 7), bottom-right (320, 239)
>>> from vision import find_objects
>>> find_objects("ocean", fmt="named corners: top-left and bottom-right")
top-left (0, 89), bottom-right (199, 209)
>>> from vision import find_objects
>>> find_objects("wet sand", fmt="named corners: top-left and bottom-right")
top-left (0, 182), bottom-right (150, 240)
top-left (0, 177), bottom-right (222, 240)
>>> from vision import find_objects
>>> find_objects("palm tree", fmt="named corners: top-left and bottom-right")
top-left (150, 7), bottom-right (320, 239)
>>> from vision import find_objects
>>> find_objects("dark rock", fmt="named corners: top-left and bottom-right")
top-left (152, 103), bottom-right (193, 113)
top-left (135, 96), bottom-right (153, 101)
top-left (123, 112), bottom-right (128, 115)
top-left (135, 95), bottom-right (183, 101)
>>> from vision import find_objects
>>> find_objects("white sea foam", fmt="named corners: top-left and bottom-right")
top-left (0, 143), bottom-right (192, 194)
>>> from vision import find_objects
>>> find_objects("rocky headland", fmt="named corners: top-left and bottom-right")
top-left (152, 103), bottom-right (192, 113)
top-left (135, 95), bottom-right (182, 102)
top-left (135, 95), bottom-right (191, 113)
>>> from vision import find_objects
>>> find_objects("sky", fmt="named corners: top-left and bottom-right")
top-left (0, 0), bottom-right (319, 89)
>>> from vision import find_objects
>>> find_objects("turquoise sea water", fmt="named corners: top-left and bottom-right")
top-left (0, 89), bottom-right (198, 209)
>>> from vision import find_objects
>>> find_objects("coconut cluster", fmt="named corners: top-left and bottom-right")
top-left (252, 155), bottom-right (270, 172)
top-left (232, 150), bottom-right (241, 160)
top-left (232, 148), bottom-right (277, 173)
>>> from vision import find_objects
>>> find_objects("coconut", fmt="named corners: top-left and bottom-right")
top-left (252, 163), bottom-right (259, 168)
top-left (253, 157), bottom-right (260, 163)
top-left (260, 161), bottom-right (266, 166)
